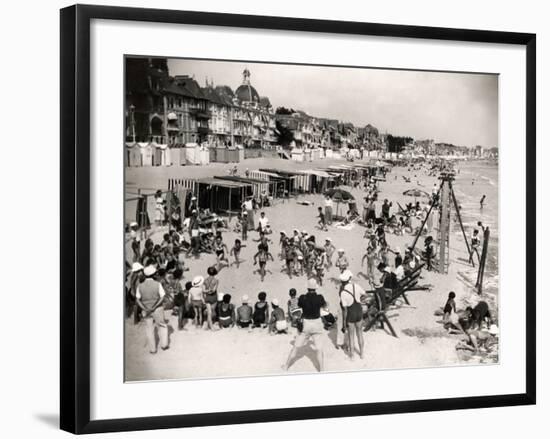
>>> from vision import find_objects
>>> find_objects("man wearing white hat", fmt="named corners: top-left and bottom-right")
top-left (284, 278), bottom-right (327, 372)
top-left (338, 270), bottom-right (365, 360)
top-left (136, 265), bottom-right (169, 353)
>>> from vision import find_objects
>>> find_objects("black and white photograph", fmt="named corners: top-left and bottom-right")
top-left (124, 57), bottom-right (500, 381)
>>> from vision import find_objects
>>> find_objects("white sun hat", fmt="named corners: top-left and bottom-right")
top-left (131, 262), bottom-right (144, 272)
top-left (271, 298), bottom-right (279, 307)
top-left (144, 265), bottom-right (157, 277)
top-left (337, 248), bottom-right (345, 253)
top-left (192, 275), bottom-right (204, 287)
top-left (339, 270), bottom-right (353, 282)
top-left (489, 324), bottom-right (499, 336)
top-left (241, 294), bottom-right (249, 303)
top-left (307, 278), bottom-right (318, 290)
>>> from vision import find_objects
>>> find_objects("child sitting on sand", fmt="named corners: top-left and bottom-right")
top-left (236, 295), bottom-right (253, 328)
top-left (269, 299), bottom-right (288, 334)
top-left (253, 292), bottom-right (269, 328)
top-left (218, 294), bottom-right (235, 329)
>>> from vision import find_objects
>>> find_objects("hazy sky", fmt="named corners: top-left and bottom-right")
top-left (168, 58), bottom-right (498, 148)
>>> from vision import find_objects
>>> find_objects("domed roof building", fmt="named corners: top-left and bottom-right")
top-left (234, 68), bottom-right (260, 104)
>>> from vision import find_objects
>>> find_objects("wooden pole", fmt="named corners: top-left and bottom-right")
top-left (475, 227), bottom-right (490, 294)
top-left (438, 180), bottom-right (450, 273)
top-left (450, 182), bottom-right (475, 267)
top-left (410, 182), bottom-right (443, 251)
top-left (228, 186), bottom-right (232, 222)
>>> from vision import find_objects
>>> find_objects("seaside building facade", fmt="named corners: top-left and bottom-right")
top-left (125, 57), bottom-right (393, 156)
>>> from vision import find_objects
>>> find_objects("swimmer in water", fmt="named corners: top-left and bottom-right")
top-left (480, 194), bottom-right (486, 209)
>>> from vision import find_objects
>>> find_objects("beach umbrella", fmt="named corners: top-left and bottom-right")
top-left (403, 189), bottom-right (430, 203)
top-left (325, 188), bottom-right (355, 218)
top-left (325, 188), bottom-right (355, 202)
top-left (403, 189), bottom-right (430, 198)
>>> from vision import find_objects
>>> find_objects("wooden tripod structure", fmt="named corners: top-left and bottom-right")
top-left (410, 172), bottom-right (474, 274)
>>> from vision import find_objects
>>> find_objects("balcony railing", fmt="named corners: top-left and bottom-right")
top-left (189, 108), bottom-right (211, 120)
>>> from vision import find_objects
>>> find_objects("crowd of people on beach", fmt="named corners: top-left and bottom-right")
top-left (125, 161), bottom-right (497, 368)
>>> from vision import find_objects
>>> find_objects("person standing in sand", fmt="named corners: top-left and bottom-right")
top-left (283, 278), bottom-right (327, 372)
top-left (203, 266), bottom-right (219, 330)
top-left (324, 238), bottom-right (336, 269)
top-left (324, 196), bottom-right (333, 225)
top-left (335, 249), bottom-right (349, 273)
top-left (243, 196), bottom-right (255, 230)
top-left (135, 265), bottom-right (169, 353)
top-left (338, 270), bottom-right (365, 360)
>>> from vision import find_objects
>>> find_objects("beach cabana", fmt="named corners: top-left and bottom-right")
top-left (248, 170), bottom-right (287, 197)
top-left (259, 168), bottom-right (301, 195)
top-left (215, 146), bottom-right (228, 163)
top-left (184, 143), bottom-right (203, 165)
top-left (126, 142), bottom-right (142, 167)
top-left (152, 143), bottom-right (171, 166)
top-left (303, 169), bottom-right (333, 193)
top-left (196, 178), bottom-right (252, 217)
top-left (290, 148), bottom-right (304, 162)
top-left (226, 146), bottom-right (243, 163)
top-left (311, 148), bottom-right (322, 161)
top-left (138, 142), bottom-right (153, 167)
top-left (215, 175), bottom-right (280, 201)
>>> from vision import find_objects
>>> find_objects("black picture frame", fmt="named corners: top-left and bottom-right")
top-left (60, 4), bottom-right (536, 434)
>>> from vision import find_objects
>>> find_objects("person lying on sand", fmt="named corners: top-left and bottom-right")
top-left (456, 323), bottom-right (499, 353)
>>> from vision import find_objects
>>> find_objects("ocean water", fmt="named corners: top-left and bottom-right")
top-left (452, 161), bottom-right (499, 296)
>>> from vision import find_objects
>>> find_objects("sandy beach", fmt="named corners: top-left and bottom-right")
top-left (124, 157), bottom-right (498, 381)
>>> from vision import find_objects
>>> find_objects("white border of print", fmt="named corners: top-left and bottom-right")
top-left (90, 19), bottom-right (526, 421)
